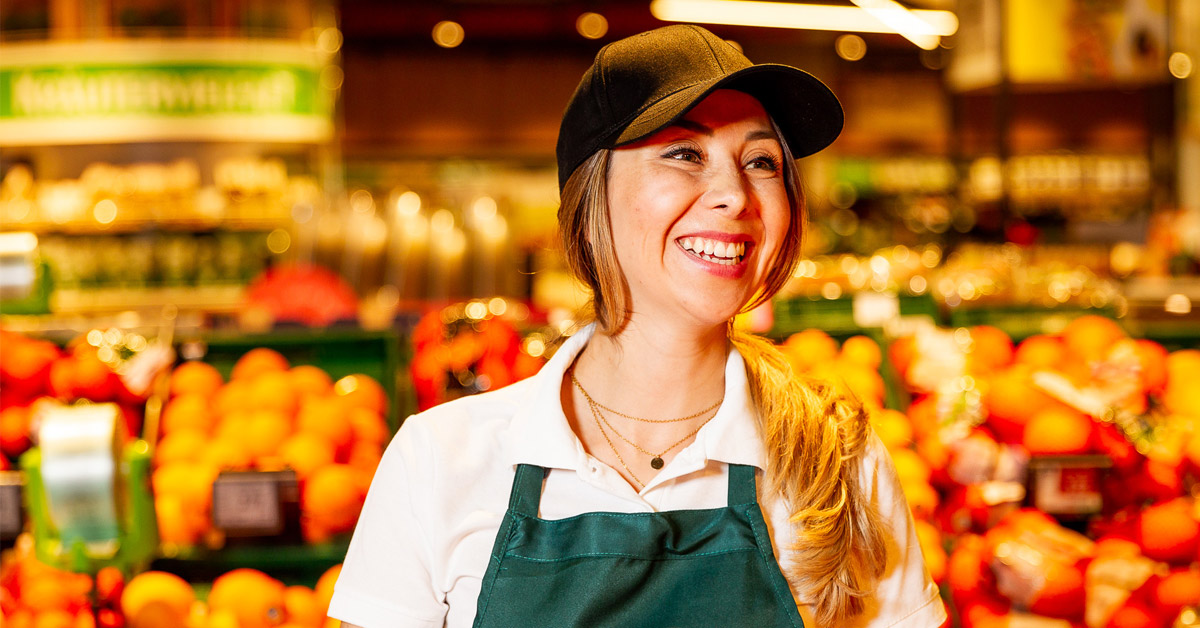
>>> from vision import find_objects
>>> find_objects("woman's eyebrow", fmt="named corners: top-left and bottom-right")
top-left (745, 129), bottom-right (778, 142)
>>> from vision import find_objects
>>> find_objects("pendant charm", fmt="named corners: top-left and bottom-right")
top-left (650, 456), bottom-right (664, 470)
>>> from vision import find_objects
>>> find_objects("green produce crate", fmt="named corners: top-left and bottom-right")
top-left (771, 293), bottom-right (940, 338)
top-left (1128, 321), bottom-right (1200, 352)
top-left (945, 305), bottom-right (1121, 343)
top-left (151, 540), bottom-right (348, 587)
top-left (181, 326), bottom-right (413, 433)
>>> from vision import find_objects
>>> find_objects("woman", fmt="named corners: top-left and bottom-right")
top-left (330, 24), bottom-right (945, 628)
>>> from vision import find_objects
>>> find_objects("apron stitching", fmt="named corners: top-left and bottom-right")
top-left (505, 547), bottom-right (758, 562)
top-left (746, 508), bottom-right (804, 628)
top-left (476, 511), bottom-right (521, 622)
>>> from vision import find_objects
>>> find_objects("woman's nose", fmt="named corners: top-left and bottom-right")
top-left (699, 166), bottom-right (750, 217)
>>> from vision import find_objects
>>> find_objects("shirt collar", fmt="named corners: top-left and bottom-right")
top-left (505, 323), bottom-right (768, 472)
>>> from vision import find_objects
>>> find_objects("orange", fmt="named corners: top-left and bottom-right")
top-left (120, 571), bottom-right (195, 621)
top-left (231, 348), bottom-right (290, 381)
top-left (32, 610), bottom-right (73, 628)
top-left (154, 493), bottom-right (200, 545)
top-left (829, 364), bottom-right (885, 407)
top-left (155, 429), bottom-right (208, 467)
top-left (903, 480), bottom-right (939, 521)
top-left (208, 569), bottom-right (286, 628)
top-left (283, 585), bottom-right (324, 628)
top-left (289, 365), bottom-right (333, 399)
top-left (906, 396), bottom-right (939, 440)
top-left (1133, 339), bottom-right (1169, 394)
top-left (160, 393), bottom-right (214, 436)
top-left (212, 379), bottom-right (252, 419)
top-left (968, 325), bottom-right (1014, 373)
top-left (313, 564), bottom-right (342, 612)
top-left (1061, 314), bottom-right (1126, 363)
top-left (303, 464), bottom-right (366, 534)
top-left (248, 371), bottom-right (300, 417)
top-left (782, 329), bottom-right (839, 373)
top-left (334, 374), bottom-right (388, 416)
top-left (839, 335), bottom-right (882, 370)
top-left (1167, 349), bottom-right (1200, 380)
top-left (348, 440), bottom-right (383, 478)
top-left (1023, 406), bottom-right (1093, 455)
top-left (349, 407), bottom-right (390, 446)
top-left (915, 436), bottom-right (950, 474)
top-left (1014, 334), bottom-right (1066, 370)
top-left (889, 448), bottom-right (931, 486)
top-left (201, 437), bottom-right (253, 471)
top-left (169, 361), bottom-right (224, 399)
top-left (243, 410), bottom-right (293, 461)
top-left (913, 520), bottom-right (946, 583)
top-left (985, 365), bottom-right (1059, 444)
top-left (1165, 383), bottom-right (1200, 417)
top-left (1107, 603), bottom-right (1155, 628)
top-left (887, 336), bottom-right (915, 379)
top-left (20, 576), bottom-right (75, 612)
top-left (946, 535), bottom-right (988, 604)
top-left (279, 433), bottom-right (336, 480)
top-left (0, 405), bottom-right (32, 458)
top-left (1028, 560), bottom-right (1085, 619)
top-left (153, 461), bottom-right (218, 514)
top-left (1138, 498), bottom-right (1199, 564)
top-left (297, 397), bottom-right (355, 455)
top-left (1153, 568), bottom-right (1200, 608)
top-left (870, 408), bottom-right (913, 450)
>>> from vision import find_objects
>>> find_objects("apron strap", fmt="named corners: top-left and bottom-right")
top-left (728, 464), bottom-right (758, 506)
top-left (510, 463), bottom-right (547, 518)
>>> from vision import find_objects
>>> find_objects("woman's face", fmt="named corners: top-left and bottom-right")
top-left (605, 89), bottom-right (792, 329)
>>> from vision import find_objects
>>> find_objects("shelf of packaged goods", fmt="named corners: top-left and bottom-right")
top-left (49, 285), bottom-right (247, 315)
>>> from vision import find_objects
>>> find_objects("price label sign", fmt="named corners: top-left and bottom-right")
top-left (0, 472), bottom-right (23, 541)
top-left (212, 470), bottom-right (298, 537)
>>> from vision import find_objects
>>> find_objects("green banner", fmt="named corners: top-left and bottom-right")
top-left (0, 63), bottom-right (322, 119)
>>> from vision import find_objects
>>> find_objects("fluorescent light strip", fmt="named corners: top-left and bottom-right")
top-left (650, 0), bottom-right (958, 49)
top-left (850, 0), bottom-right (942, 49)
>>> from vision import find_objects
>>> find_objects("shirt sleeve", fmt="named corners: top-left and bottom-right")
top-left (853, 433), bottom-right (948, 628)
top-left (328, 416), bottom-right (449, 628)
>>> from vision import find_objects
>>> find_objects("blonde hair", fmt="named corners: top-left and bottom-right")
top-left (557, 122), bottom-right (887, 625)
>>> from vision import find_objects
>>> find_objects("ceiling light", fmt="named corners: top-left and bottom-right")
top-left (649, 0), bottom-right (958, 49)
top-left (433, 21), bottom-right (464, 48)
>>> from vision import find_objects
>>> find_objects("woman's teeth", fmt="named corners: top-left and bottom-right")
top-left (678, 237), bottom-right (746, 265)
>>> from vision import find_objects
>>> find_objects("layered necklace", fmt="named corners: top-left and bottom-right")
top-left (570, 367), bottom-right (721, 489)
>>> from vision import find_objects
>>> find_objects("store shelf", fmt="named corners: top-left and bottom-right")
top-left (151, 540), bottom-right (348, 586)
top-left (10, 217), bottom-right (290, 236)
top-left (49, 285), bottom-right (247, 315)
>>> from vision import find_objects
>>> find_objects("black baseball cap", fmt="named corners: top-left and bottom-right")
top-left (556, 24), bottom-right (844, 192)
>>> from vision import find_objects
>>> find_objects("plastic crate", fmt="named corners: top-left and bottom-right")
top-left (945, 305), bottom-right (1120, 343)
top-left (180, 326), bottom-right (412, 432)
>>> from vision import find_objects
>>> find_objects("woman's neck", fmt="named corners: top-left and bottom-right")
top-left (573, 318), bottom-right (729, 418)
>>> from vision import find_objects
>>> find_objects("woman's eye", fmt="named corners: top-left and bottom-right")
top-left (663, 146), bottom-right (702, 163)
top-left (748, 155), bottom-right (780, 171)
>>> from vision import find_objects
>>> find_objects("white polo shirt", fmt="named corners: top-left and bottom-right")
top-left (329, 324), bottom-right (947, 628)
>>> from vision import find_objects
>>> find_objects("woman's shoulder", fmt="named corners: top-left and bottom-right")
top-left (388, 375), bottom-right (541, 471)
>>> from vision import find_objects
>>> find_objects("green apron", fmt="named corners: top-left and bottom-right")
top-left (472, 463), bottom-right (806, 627)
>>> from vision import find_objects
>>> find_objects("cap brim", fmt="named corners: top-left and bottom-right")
top-left (614, 64), bottom-right (843, 158)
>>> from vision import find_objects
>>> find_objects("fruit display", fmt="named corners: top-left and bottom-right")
top-left (1, 532), bottom-right (343, 628)
top-left (409, 300), bottom-right (546, 411)
top-left (153, 351), bottom-right (389, 546)
top-left (839, 313), bottom-right (1200, 627)
top-left (1, 328), bottom-right (154, 465)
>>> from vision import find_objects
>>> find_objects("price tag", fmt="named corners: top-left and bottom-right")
top-left (852, 292), bottom-right (900, 328)
top-left (1028, 456), bottom-right (1110, 516)
top-left (212, 470), bottom-right (297, 537)
top-left (0, 471), bottom-right (23, 541)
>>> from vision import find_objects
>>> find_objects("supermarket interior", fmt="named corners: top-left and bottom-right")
top-left (2, 0), bottom-right (1200, 626)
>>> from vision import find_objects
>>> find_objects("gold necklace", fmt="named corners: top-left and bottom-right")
top-left (586, 399), bottom-right (645, 489)
top-left (570, 368), bottom-right (721, 471)
top-left (570, 370), bottom-right (721, 423)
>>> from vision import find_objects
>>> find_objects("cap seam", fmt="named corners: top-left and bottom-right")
top-left (691, 24), bottom-right (727, 73)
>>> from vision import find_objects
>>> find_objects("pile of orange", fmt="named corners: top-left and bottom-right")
top-left (778, 330), bottom-right (887, 408)
top-left (154, 348), bottom-right (389, 545)
top-left (0, 534), bottom-right (96, 628)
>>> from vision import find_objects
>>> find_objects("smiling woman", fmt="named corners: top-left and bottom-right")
top-left (329, 24), bottom-right (946, 628)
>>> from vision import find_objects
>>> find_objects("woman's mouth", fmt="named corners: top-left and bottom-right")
top-left (677, 237), bottom-right (747, 266)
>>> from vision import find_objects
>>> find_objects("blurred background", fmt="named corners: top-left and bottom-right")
top-left (2, 2), bottom-right (1200, 627)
